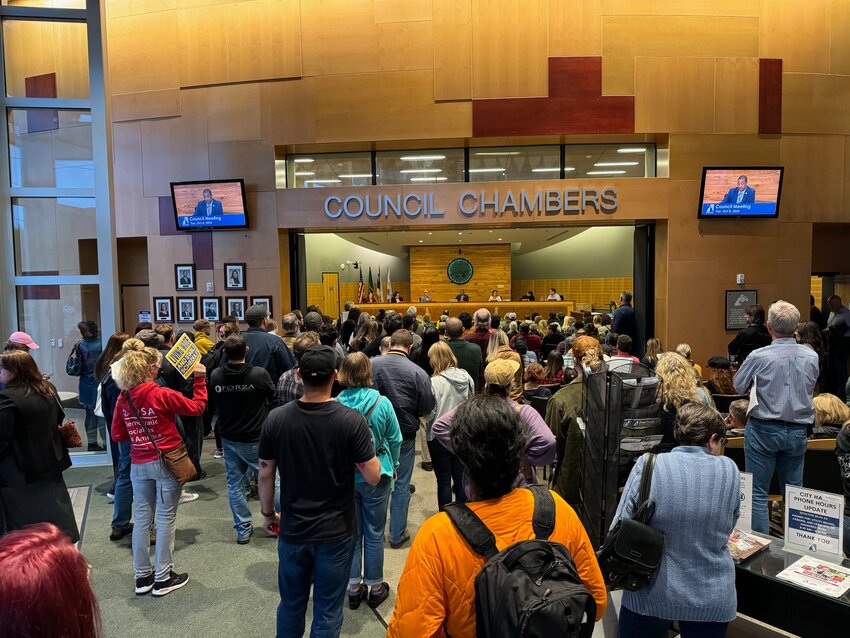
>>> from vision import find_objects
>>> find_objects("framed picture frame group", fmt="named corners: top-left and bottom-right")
top-left (225, 263), bottom-right (246, 290)
top-left (250, 296), bottom-right (273, 318)
top-left (226, 296), bottom-right (248, 320)
top-left (201, 296), bottom-right (221, 322)
top-left (154, 296), bottom-right (173, 323)
top-left (175, 264), bottom-right (196, 291)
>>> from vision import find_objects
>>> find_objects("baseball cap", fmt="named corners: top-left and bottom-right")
top-left (193, 319), bottom-right (210, 331)
top-left (245, 304), bottom-right (270, 322)
top-left (298, 345), bottom-right (337, 378)
top-left (8, 331), bottom-right (38, 349)
top-left (484, 359), bottom-right (520, 387)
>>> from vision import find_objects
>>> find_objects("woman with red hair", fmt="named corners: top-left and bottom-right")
top-left (0, 350), bottom-right (79, 541)
top-left (0, 522), bottom-right (100, 637)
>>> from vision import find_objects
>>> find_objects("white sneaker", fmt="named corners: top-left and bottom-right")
top-left (213, 449), bottom-right (223, 459)
top-left (179, 491), bottom-right (199, 504)
top-left (106, 492), bottom-right (115, 504)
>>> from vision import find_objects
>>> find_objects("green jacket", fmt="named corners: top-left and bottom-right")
top-left (544, 377), bottom-right (584, 508)
top-left (447, 338), bottom-right (483, 392)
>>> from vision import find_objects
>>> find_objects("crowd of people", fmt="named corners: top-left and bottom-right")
top-left (1, 291), bottom-right (849, 637)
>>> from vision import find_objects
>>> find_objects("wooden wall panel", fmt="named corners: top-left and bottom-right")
top-left (409, 244), bottom-right (511, 302)
top-left (213, 191), bottom-right (280, 267)
top-left (600, 16), bottom-right (758, 95)
top-left (600, 0), bottom-right (761, 16)
top-left (782, 74), bottom-right (850, 135)
top-left (433, 0), bottom-right (472, 100)
top-left (224, 0), bottom-right (302, 83)
top-left (510, 277), bottom-right (634, 308)
top-left (668, 134), bottom-right (780, 180)
top-left (758, 58), bottom-right (782, 135)
top-left (109, 11), bottom-right (179, 95)
top-left (141, 89), bottom-right (209, 197)
top-left (300, 0), bottom-right (379, 76)
top-left (377, 21), bottom-right (434, 72)
top-left (107, 0), bottom-right (177, 19)
top-left (779, 135), bottom-right (846, 221)
top-left (113, 121), bottom-right (159, 237)
top-left (314, 71), bottom-right (471, 142)
top-left (759, 0), bottom-right (830, 73)
top-left (260, 78), bottom-right (316, 146)
top-left (208, 140), bottom-right (276, 192)
top-left (547, 0), bottom-right (601, 57)
top-left (374, 0), bottom-right (431, 22)
top-left (831, 0), bottom-right (850, 75)
top-left (112, 90), bottom-right (181, 122)
top-left (714, 58), bottom-right (758, 134)
top-left (634, 58), bottom-right (715, 134)
top-left (177, 4), bottom-right (228, 86)
top-left (207, 83), bottom-right (261, 142)
top-left (471, 0), bottom-right (548, 98)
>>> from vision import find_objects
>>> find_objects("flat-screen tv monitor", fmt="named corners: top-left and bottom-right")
top-left (698, 167), bottom-right (784, 219)
top-left (170, 179), bottom-right (249, 230)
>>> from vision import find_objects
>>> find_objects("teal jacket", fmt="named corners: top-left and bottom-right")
top-left (337, 387), bottom-right (402, 483)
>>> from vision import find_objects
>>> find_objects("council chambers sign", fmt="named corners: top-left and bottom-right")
top-left (322, 187), bottom-right (618, 221)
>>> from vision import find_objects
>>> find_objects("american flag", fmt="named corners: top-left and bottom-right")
top-left (357, 267), bottom-right (364, 303)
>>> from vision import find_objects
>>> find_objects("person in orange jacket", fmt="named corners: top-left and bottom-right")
top-left (387, 394), bottom-right (607, 637)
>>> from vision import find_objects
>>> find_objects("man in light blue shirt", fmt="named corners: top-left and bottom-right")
top-left (734, 300), bottom-right (819, 533)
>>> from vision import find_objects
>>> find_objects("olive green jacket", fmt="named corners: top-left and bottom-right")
top-left (544, 377), bottom-right (584, 508)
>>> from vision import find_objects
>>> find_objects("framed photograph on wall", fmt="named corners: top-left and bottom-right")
top-left (153, 297), bottom-right (173, 323)
top-left (176, 297), bottom-right (197, 323)
top-left (224, 262), bottom-right (246, 291)
top-left (227, 296), bottom-right (248, 321)
top-left (725, 289), bottom-right (757, 330)
top-left (201, 297), bottom-right (221, 322)
top-left (250, 296), bottom-right (273, 318)
top-left (175, 263), bottom-right (196, 291)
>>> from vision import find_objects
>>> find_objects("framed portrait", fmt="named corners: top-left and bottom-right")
top-left (176, 297), bottom-right (198, 323)
top-left (174, 263), bottom-right (196, 291)
top-left (153, 297), bottom-right (173, 323)
top-left (250, 296), bottom-right (273, 318)
top-left (201, 296), bottom-right (221, 322)
top-left (224, 262), bottom-right (246, 291)
top-left (226, 296), bottom-right (248, 321)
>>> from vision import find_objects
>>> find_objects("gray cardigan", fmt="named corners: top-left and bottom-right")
top-left (612, 446), bottom-right (740, 623)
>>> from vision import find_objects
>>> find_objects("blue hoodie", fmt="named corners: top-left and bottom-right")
top-left (337, 387), bottom-right (402, 483)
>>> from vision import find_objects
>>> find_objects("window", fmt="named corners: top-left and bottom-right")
top-left (376, 149), bottom-right (464, 185)
top-left (286, 152), bottom-right (372, 188)
top-left (468, 145), bottom-right (560, 182)
top-left (564, 144), bottom-right (656, 179)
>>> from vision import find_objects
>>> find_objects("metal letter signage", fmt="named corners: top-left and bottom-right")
top-left (322, 187), bottom-right (619, 221)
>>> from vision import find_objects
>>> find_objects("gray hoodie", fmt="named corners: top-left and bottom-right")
top-left (426, 367), bottom-right (474, 439)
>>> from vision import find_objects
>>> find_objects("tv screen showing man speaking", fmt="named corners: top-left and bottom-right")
top-left (698, 168), bottom-right (784, 219)
top-left (170, 179), bottom-right (249, 230)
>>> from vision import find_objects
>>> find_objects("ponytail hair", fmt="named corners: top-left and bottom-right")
top-left (113, 338), bottom-right (161, 390)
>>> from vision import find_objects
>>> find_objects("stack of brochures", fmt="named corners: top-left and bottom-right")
top-left (728, 528), bottom-right (772, 563)
top-left (777, 556), bottom-right (850, 598)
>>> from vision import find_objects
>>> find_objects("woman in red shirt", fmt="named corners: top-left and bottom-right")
top-left (111, 338), bottom-right (207, 597)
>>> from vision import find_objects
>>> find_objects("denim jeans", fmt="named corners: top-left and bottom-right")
top-left (619, 605), bottom-right (729, 638)
top-left (428, 438), bottom-right (467, 511)
top-left (745, 417), bottom-right (808, 534)
top-left (84, 408), bottom-right (106, 448)
top-left (130, 459), bottom-right (181, 581)
top-left (844, 514), bottom-right (850, 558)
top-left (180, 415), bottom-right (204, 474)
top-left (349, 476), bottom-right (391, 587)
top-left (111, 439), bottom-right (133, 530)
top-left (417, 419), bottom-right (431, 464)
top-left (277, 536), bottom-right (353, 638)
top-left (222, 438), bottom-right (280, 537)
top-left (389, 438), bottom-right (415, 544)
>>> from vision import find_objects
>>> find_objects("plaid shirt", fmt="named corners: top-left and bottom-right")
top-left (275, 368), bottom-right (303, 406)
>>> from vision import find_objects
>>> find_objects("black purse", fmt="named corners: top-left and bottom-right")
top-left (596, 453), bottom-right (665, 591)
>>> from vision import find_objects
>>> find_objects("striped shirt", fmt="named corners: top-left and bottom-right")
top-left (733, 337), bottom-right (819, 424)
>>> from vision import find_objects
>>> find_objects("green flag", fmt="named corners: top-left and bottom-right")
top-left (368, 266), bottom-right (374, 294)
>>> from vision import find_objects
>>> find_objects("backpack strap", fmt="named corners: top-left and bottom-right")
top-left (634, 452), bottom-right (657, 524)
top-left (528, 484), bottom-right (556, 540)
top-left (444, 503), bottom-right (499, 560)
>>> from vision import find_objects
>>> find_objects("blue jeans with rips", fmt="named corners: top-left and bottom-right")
top-left (744, 417), bottom-right (808, 534)
top-left (276, 536), bottom-right (353, 638)
top-left (389, 437), bottom-right (415, 544)
top-left (349, 476), bottom-right (391, 587)
top-left (130, 459), bottom-right (181, 581)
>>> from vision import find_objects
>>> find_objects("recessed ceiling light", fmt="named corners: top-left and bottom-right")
top-left (418, 239), bottom-right (424, 243)
top-left (304, 179), bottom-right (342, 183)
top-left (474, 151), bottom-right (519, 156)
top-left (497, 238), bottom-right (503, 241)
top-left (586, 170), bottom-right (626, 175)
top-left (468, 168), bottom-right (505, 173)
top-left (400, 168), bottom-right (442, 174)
top-left (617, 147), bottom-right (647, 154)
top-left (458, 232), bottom-right (463, 235)
top-left (428, 232), bottom-right (433, 235)
top-left (488, 230), bottom-right (493, 233)
top-left (399, 155), bottom-right (446, 161)
top-left (293, 158), bottom-right (314, 163)
top-left (294, 171), bottom-right (315, 176)
top-left (409, 177), bottom-right (448, 182)
top-left (339, 173), bottom-right (373, 178)
top-left (564, 167), bottom-right (576, 171)
top-left (593, 162), bottom-right (639, 167)
top-left (531, 167), bottom-right (560, 173)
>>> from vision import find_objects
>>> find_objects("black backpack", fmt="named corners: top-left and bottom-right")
top-left (444, 485), bottom-right (597, 638)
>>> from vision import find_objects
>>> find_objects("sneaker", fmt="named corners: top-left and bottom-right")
top-left (213, 448), bottom-right (224, 459)
top-left (106, 491), bottom-right (115, 503)
top-left (348, 585), bottom-right (367, 610)
top-left (152, 571), bottom-right (189, 596)
top-left (420, 462), bottom-right (433, 472)
top-left (186, 469), bottom-right (207, 482)
top-left (236, 526), bottom-right (254, 545)
top-left (179, 490), bottom-right (199, 504)
top-left (246, 484), bottom-right (259, 501)
top-left (368, 582), bottom-right (390, 608)
top-left (390, 530), bottom-right (410, 549)
top-left (409, 483), bottom-right (416, 494)
top-left (110, 524), bottom-right (133, 541)
top-left (134, 573), bottom-right (154, 595)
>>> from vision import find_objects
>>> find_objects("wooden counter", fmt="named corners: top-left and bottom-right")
top-left (356, 300), bottom-right (575, 319)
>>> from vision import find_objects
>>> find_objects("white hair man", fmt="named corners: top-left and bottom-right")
top-left (733, 300), bottom-right (819, 535)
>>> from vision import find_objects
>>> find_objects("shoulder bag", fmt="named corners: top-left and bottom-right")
top-left (51, 392), bottom-right (82, 450)
top-left (122, 390), bottom-right (197, 484)
top-left (65, 341), bottom-right (84, 377)
top-left (596, 452), bottom-right (665, 591)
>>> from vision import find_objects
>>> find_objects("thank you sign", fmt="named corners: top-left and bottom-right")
top-left (784, 485), bottom-right (845, 561)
